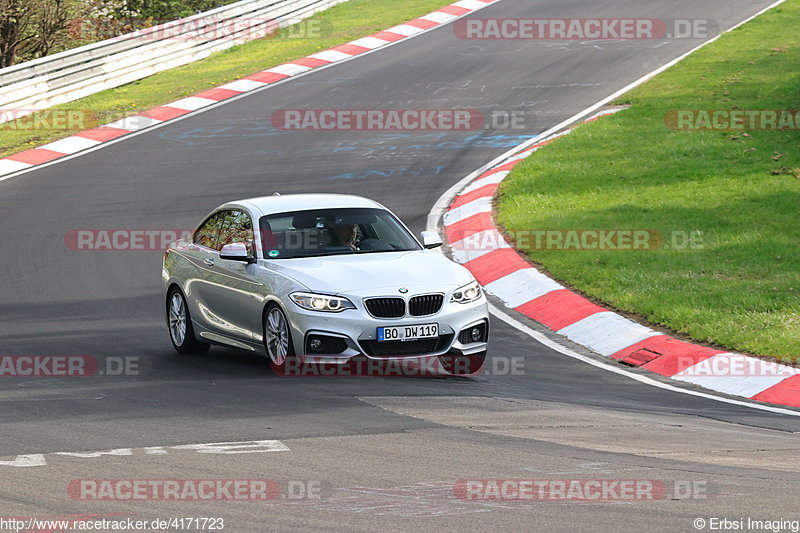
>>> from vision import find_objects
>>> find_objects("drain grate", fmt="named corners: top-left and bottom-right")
top-left (620, 348), bottom-right (662, 367)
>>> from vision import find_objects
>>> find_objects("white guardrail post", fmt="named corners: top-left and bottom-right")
top-left (0, 0), bottom-right (349, 123)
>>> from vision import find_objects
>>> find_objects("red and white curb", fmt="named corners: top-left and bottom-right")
top-left (443, 109), bottom-right (800, 410)
top-left (0, 0), bottom-right (498, 179)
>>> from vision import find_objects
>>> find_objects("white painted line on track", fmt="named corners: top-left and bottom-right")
top-left (0, 439), bottom-right (290, 468)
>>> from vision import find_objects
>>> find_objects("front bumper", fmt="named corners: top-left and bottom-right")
top-left (285, 296), bottom-right (489, 364)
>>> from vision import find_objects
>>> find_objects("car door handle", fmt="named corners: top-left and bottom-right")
top-left (203, 258), bottom-right (215, 267)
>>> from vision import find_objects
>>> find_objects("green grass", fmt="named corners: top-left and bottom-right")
top-left (0, 0), bottom-right (453, 158)
top-left (497, 3), bottom-right (800, 359)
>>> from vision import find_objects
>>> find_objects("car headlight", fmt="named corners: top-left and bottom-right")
top-left (451, 280), bottom-right (482, 304)
top-left (290, 292), bottom-right (355, 313)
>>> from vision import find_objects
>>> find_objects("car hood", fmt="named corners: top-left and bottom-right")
top-left (265, 250), bottom-right (475, 296)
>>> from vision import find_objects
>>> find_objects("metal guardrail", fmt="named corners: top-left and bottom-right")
top-left (0, 0), bottom-right (348, 123)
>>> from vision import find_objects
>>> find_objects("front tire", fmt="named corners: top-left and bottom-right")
top-left (264, 304), bottom-right (295, 371)
top-left (167, 288), bottom-right (210, 355)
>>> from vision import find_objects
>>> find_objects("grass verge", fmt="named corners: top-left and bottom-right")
top-left (0, 0), bottom-right (453, 158)
top-left (497, 3), bottom-right (800, 359)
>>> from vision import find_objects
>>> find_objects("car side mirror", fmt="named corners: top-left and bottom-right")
top-left (220, 243), bottom-right (255, 263)
top-left (419, 231), bottom-right (443, 249)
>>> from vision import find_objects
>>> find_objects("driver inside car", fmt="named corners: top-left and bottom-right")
top-left (332, 223), bottom-right (359, 250)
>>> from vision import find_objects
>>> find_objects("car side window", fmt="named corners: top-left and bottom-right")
top-left (194, 212), bottom-right (225, 249)
top-left (218, 210), bottom-right (255, 255)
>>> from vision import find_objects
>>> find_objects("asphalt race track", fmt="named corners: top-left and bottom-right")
top-left (1, 0), bottom-right (799, 531)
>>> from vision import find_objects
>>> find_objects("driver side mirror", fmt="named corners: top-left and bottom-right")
top-left (220, 242), bottom-right (255, 263)
top-left (419, 231), bottom-right (443, 249)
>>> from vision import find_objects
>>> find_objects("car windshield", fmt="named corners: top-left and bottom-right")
top-left (258, 207), bottom-right (421, 259)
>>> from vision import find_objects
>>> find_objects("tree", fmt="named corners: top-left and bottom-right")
top-left (0, 0), bottom-right (87, 66)
top-left (0, 0), bottom-right (229, 67)
top-left (28, 0), bottom-right (74, 58)
top-left (0, 0), bottom-right (37, 67)
top-left (118, 0), bottom-right (224, 20)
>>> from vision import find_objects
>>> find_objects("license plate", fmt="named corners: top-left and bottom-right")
top-left (377, 323), bottom-right (438, 342)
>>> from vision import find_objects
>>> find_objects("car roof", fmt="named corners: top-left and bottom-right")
top-left (225, 194), bottom-right (386, 217)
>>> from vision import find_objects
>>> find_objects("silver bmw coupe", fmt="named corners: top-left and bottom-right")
top-left (162, 194), bottom-right (489, 374)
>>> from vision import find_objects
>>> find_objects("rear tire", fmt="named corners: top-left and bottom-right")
top-left (439, 351), bottom-right (486, 375)
top-left (167, 287), bottom-right (210, 355)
